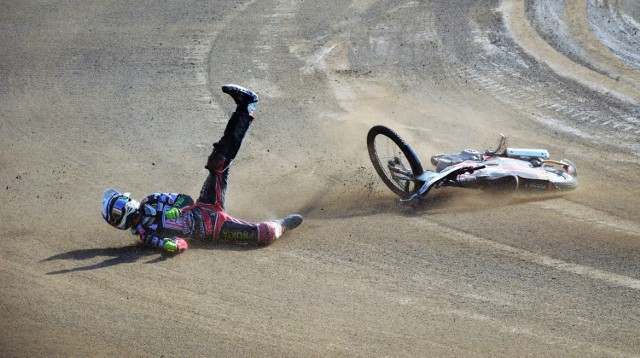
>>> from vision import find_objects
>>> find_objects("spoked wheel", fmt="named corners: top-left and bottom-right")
top-left (367, 125), bottom-right (425, 198)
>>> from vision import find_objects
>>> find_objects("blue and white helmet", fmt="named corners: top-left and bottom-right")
top-left (101, 188), bottom-right (140, 230)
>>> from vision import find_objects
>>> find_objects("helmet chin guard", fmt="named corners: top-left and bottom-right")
top-left (101, 188), bottom-right (140, 230)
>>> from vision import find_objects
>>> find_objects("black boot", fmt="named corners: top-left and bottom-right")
top-left (222, 84), bottom-right (259, 114)
top-left (278, 214), bottom-right (303, 233)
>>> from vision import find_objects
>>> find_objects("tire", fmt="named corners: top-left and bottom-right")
top-left (544, 159), bottom-right (578, 191)
top-left (367, 125), bottom-right (425, 197)
top-left (545, 170), bottom-right (578, 191)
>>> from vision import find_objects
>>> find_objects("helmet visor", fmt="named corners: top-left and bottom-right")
top-left (110, 196), bottom-right (129, 223)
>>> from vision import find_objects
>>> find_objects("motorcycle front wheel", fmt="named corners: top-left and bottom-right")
top-left (367, 125), bottom-right (425, 198)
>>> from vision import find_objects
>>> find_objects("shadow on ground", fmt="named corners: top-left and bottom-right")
top-left (42, 240), bottom-right (273, 274)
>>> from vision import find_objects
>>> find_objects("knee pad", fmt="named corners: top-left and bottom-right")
top-left (205, 152), bottom-right (227, 171)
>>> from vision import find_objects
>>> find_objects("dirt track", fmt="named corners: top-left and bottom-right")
top-left (1, 1), bottom-right (639, 356)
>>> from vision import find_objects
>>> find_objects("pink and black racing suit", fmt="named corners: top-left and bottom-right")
top-left (131, 112), bottom-right (278, 250)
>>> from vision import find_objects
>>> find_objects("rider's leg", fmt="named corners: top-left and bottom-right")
top-left (197, 85), bottom-right (259, 210)
top-left (197, 112), bottom-right (253, 211)
top-left (216, 213), bottom-right (303, 245)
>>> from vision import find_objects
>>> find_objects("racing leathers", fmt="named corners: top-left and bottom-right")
top-left (131, 112), bottom-right (280, 253)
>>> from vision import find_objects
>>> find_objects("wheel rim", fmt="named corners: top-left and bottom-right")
top-left (373, 135), bottom-right (416, 194)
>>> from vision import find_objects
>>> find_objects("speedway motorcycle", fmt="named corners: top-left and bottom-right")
top-left (367, 125), bottom-right (577, 202)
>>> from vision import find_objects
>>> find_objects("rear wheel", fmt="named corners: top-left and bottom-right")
top-left (367, 125), bottom-right (425, 197)
top-left (544, 160), bottom-right (578, 191)
top-left (547, 171), bottom-right (578, 190)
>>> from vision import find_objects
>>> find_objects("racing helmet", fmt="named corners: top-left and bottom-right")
top-left (101, 188), bottom-right (140, 230)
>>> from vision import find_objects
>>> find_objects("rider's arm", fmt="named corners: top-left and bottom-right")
top-left (136, 228), bottom-right (188, 254)
top-left (160, 237), bottom-right (188, 253)
top-left (134, 193), bottom-right (191, 253)
top-left (148, 193), bottom-right (193, 220)
top-left (154, 193), bottom-right (194, 209)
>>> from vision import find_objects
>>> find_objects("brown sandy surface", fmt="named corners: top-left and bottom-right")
top-left (1, 1), bottom-right (639, 356)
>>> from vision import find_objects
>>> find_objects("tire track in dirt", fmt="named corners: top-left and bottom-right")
top-left (448, 1), bottom-right (640, 155)
top-left (587, 0), bottom-right (640, 72)
top-left (530, 0), bottom-right (640, 88)
top-left (183, 31), bottom-right (215, 105)
top-left (423, 219), bottom-right (640, 290)
top-left (503, 0), bottom-right (640, 102)
top-left (438, 307), bottom-right (635, 358)
top-left (181, 0), bottom-right (258, 111)
top-left (534, 199), bottom-right (640, 238)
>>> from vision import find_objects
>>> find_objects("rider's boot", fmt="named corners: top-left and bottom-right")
top-left (280, 214), bottom-right (303, 232)
top-left (270, 214), bottom-right (303, 238)
top-left (222, 84), bottom-right (259, 114)
top-left (256, 214), bottom-right (303, 245)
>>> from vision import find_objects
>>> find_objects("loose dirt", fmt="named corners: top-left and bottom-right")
top-left (1, 1), bottom-right (638, 356)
